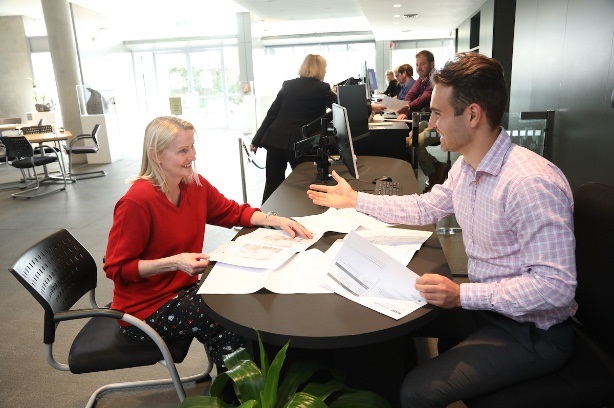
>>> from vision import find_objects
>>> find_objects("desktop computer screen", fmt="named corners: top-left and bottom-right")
top-left (367, 68), bottom-right (378, 95)
top-left (337, 84), bottom-right (370, 142)
top-left (331, 103), bottom-right (359, 180)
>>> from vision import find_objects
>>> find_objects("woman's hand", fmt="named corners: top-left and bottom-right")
top-left (275, 216), bottom-right (313, 239)
top-left (306, 170), bottom-right (358, 209)
top-left (174, 253), bottom-right (210, 276)
top-left (138, 253), bottom-right (210, 278)
top-left (251, 211), bottom-right (313, 239)
top-left (397, 113), bottom-right (408, 120)
top-left (249, 144), bottom-right (258, 154)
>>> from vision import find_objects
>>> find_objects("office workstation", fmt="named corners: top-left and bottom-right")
top-left (2, 0), bottom-right (614, 407)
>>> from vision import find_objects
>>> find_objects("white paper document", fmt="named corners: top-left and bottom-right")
top-left (325, 231), bottom-right (426, 320)
top-left (198, 249), bottom-right (333, 294)
top-left (380, 95), bottom-right (409, 112)
top-left (208, 240), bottom-right (296, 270)
top-left (293, 208), bottom-right (394, 235)
top-left (235, 228), bottom-right (321, 253)
top-left (353, 228), bottom-right (433, 266)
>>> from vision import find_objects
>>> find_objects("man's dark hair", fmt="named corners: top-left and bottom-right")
top-left (397, 63), bottom-right (414, 77)
top-left (432, 52), bottom-right (507, 131)
top-left (416, 50), bottom-right (435, 63)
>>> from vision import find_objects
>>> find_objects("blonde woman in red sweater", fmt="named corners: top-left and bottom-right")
top-left (104, 116), bottom-right (311, 371)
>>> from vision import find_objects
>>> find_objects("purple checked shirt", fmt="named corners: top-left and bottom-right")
top-left (356, 129), bottom-right (577, 330)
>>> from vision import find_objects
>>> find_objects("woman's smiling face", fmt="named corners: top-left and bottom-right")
top-left (157, 129), bottom-right (196, 184)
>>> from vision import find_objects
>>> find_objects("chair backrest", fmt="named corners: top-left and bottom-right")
top-left (0, 136), bottom-right (34, 158)
top-left (572, 182), bottom-right (614, 347)
top-left (8, 229), bottom-right (98, 344)
top-left (502, 111), bottom-right (554, 159)
top-left (90, 124), bottom-right (101, 145)
top-left (21, 125), bottom-right (53, 135)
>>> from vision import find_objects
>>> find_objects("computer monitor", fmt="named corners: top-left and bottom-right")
top-left (294, 103), bottom-right (359, 182)
top-left (331, 103), bottom-right (359, 180)
top-left (367, 68), bottom-right (378, 95)
top-left (337, 84), bottom-right (370, 142)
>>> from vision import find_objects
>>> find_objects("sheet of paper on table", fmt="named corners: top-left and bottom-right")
top-left (198, 248), bottom-right (334, 294)
top-left (292, 207), bottom-right (395, 235)
top-left (325, 231), bottom-right (427, 320)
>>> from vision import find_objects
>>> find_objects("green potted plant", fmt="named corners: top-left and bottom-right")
top-left (180, 330), bottom-right (391, 408)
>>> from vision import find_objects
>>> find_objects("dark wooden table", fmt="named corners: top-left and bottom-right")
top-left (200, 156), bottom-right (452, 407)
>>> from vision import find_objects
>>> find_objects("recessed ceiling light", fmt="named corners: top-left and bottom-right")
top-left (393, 4), bottom-right (401, 7)
top-left (394, 22), bottom-right (400, 25)
top-left (393, 14), bottom-right (400, 18)
top-left (403, 13), bottom-right (418, 18)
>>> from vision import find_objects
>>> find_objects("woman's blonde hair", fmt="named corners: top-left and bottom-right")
top-left (298, 54), bottom-right (327, 81)
top-left (130, 116), bottom-right (200, 192)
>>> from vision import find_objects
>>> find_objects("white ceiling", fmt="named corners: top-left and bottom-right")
top-left (0, 0), bottom-right (486, 41)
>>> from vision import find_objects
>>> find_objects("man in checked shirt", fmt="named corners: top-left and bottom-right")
top-left (307, 52), bottom-right (576, 408)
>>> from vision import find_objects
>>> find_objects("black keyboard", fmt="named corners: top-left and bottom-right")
top-left (374, 180), bottom-right (401, 196)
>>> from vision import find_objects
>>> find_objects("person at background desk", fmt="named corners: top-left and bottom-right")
top-left (250, 54), bottom-right (337, 203)
top-left (381, 69), bottom-right (400, 97)
top-left (307, 53), bottom-right (576, 408)
top-left (104, 116), bottom-right (312, 374)
top-left (398, 50), bottom-right (447, 191)
top-left (371, 64), bottom-right (415, 113)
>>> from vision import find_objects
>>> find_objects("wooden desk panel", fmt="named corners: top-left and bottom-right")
top-left (24, 131), bottom-right (72, 144)
top-left (352, 121), bottom-right (409, 161)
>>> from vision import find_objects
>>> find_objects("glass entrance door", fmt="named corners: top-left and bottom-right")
top-left (151, 47), bottom-right (240, 129)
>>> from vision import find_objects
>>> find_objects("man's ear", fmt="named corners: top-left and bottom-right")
top-left (467, 103), bottom-right (482, 128)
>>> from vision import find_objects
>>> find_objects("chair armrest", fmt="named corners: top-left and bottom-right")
top-left (54, 307), bottom-right (123, 322)
top-left (68, 134), bottom-right (93, 148)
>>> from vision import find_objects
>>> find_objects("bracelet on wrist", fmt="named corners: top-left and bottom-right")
top-left (265, 211), bottom-right (277, 222)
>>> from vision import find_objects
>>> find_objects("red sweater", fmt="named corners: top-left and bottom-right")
top-left (104, 176), bottom-right (258, 323)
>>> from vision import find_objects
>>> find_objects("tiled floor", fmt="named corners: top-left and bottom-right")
top-left (0, 130), bottom-right (466, 408)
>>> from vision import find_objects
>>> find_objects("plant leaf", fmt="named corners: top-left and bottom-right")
top-left (255, 329), bottom-right (270, 378)
top-left (261, 340), bottom-right (289, 408)
top-left (276, 361), bottom-right (323, 407)
top-left (228, 359), bottom-right (266, 403)
top-left (301, 379), bottom-right (345, 400)
top-left (224, 347), bottom-right (255, 370)
top-left (327, 390), bottom-right (392, 408)
top-left (283, 391), bottom-right (329, 408)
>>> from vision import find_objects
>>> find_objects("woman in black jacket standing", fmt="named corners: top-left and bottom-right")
top-left (250, 54), bottom-right (337, 203)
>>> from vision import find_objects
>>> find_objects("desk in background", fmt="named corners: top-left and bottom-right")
top-left (24, 131), bottom-right (72, 183)
top-left (353, 120), bottom-right (409, 161)
top-left (200, 156), bottom-right (451, 407)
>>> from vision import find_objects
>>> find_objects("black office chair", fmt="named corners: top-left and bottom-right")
top-left (464, 182), bottom-right (614, 408)
top-left (64, 124), bottom-right (107, 180)
top-left (21, 125), bottom-right (67, 174)
top-left (8, 229), bottom-right (212, 408)
top-left (0, 135), bottom-right (67, 198)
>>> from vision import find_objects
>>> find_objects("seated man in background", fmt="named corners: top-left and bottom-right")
top-left (306, 52), bottom-right (577, 408)
top-left (399, 50), bottom-right (446, 190)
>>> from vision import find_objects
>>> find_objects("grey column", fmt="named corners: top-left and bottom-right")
top-left (41, 0), bottom-right (82, 135)
top-left (236, 12), bottom-right (254, 91)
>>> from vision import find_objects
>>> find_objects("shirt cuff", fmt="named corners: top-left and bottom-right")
top-left (460, 281), bottom-right (492, 310)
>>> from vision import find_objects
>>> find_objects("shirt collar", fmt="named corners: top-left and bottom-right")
top-left (474, 127), bottom-right (513, 176)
